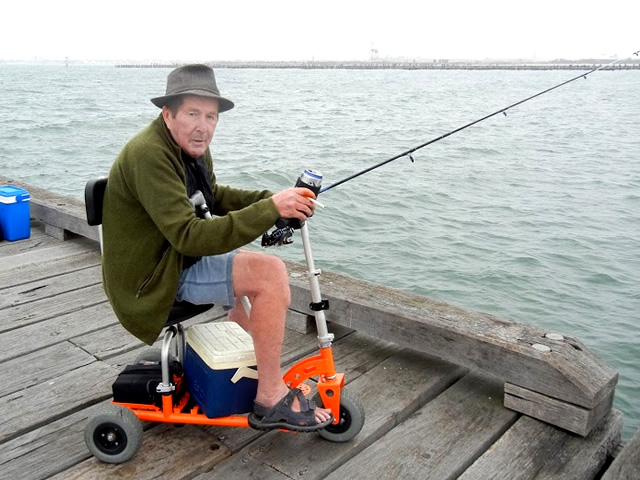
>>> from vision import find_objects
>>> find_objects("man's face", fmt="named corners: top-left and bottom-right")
top-left (163, 95), bottom-right (219, 158)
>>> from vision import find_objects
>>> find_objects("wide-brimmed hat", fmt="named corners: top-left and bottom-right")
top-left (151, 64), bottom-right (234, 112)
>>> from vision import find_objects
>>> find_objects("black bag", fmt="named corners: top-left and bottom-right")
top-left (112, 360), bottom-right (184, 407)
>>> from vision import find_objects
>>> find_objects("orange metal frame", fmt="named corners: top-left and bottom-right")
top-left (115, 345), bottom-right (344, 428)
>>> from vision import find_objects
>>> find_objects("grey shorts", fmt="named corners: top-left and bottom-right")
top-left (175, 250), bottom-right (238, 309)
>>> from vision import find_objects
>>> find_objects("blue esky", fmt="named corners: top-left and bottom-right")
top-left (1, 0), bottom-right (637, 62)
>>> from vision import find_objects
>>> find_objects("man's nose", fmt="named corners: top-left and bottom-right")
top-left (194, 117), bottom-right (209, 132)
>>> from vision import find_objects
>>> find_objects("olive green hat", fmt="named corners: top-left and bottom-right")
top-left (151, 64), bottom-right (234, 112)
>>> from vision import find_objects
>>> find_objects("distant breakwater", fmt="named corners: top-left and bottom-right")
top-left (115, 60), bottom-right (640, 70)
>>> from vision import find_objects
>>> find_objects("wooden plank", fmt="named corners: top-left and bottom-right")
top-left (0, 400), bottom-right (112, 480)
top-left (602, 426), bottom-right (640, 480)
top-left (0, 284), bottom-right (107, 334)
top-left (0, 236), bottom-right (97, 271)
top-left (325, 372), bottom-right (518, 480)
top-left (0, 249), bottom-right (100, 290)
top-left (504, 381), bottom-right (615, 436)
top-left (2, 341), bottom-right (96, 397)
top-left (49, 423), bottom-right (231, 480)
top-left (197, 348), bottom-right (466, 479)
top-left (0, 222), bottom-right (56, 256)
top-left (0, 360), bottom-right (119, 443)
top-left (0, 302), bottom-right (117, 362)
top-left (286, 261), bottom-right (617, 433)
top-left (459, 410), bottom-right (623, 480)
top-left (0, 265), bottom-right (102, 310)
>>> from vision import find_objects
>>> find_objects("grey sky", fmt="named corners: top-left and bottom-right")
top-left (2, 0), bottom-right (637, 62)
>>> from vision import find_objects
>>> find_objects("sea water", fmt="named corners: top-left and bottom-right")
top-left (0, 64), bottom-right (638, 440)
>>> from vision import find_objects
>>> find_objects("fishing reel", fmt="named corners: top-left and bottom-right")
top-left (261, 226), bottom-right (295, 247)
top-left (261, 169), bottom-right (323, 248)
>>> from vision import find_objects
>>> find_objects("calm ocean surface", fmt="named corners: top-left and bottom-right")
top-left (1, 65), bottom-right (638, 440)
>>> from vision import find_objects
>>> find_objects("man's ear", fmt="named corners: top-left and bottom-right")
top-left (161, 105), bottom-right (171, 122)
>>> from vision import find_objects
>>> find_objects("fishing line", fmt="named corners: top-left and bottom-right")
top-left (320, 50), bottom-right (639, 194)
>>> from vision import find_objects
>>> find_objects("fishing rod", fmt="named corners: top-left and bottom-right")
top-left (319, 50), bottom-right (639, 194)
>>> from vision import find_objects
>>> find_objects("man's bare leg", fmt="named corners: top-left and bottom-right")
top-left (229, 250), bottom-right (331, 424)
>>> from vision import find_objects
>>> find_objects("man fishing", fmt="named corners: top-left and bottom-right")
top-left (101, 64), bottom-right (332, 431)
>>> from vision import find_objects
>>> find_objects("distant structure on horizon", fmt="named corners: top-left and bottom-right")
top-left (113, 59), bottom-right (640, 71)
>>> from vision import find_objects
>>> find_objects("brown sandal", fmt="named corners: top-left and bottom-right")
top-left (248, 388), bottom-right (333, 432)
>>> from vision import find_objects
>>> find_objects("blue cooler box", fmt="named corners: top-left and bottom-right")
top-left (184, 322), bottom-right (258, 418)
top-left (0, 185), bottom-right (31, 242)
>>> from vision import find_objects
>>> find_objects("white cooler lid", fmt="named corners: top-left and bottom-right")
top-left (186, 322), bottom-right (257, 370)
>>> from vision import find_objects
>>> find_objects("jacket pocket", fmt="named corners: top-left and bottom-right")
top-left (136, 246), bottom-right (171, 298)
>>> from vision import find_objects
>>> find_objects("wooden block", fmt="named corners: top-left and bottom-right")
top-left (44, 223), bottom-right (73, 241)
top-left (504, 382), bottom-right (615, 436)
top-left (459, 410), bottom-right (623, 479)
top-left (285, 310), bottom-right (314, 334)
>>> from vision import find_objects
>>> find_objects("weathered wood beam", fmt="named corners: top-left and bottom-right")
top-left (285, 261), bottom-right (618, 436)
top-left (503, 382), bottom-right (615, 437)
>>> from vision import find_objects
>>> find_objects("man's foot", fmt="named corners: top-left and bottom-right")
top-left (248, 388), bottom-right (333, 432)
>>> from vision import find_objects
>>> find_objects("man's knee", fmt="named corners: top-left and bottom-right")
top-left (234, 252), bottom-right (291, 302)
top-left (261, 256), bottom-right (291, 301)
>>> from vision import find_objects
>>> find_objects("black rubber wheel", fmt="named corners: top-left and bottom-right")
top-left (85, 404), bottom-right (143, 463)
top-left (314, 387), bottom-right (365, 442)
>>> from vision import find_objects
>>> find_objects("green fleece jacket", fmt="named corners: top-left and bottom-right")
top-left (102, 115), bottom-right (280, 345)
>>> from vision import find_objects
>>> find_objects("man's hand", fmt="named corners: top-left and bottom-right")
top-left (271, 187), bottom-right (317, 221)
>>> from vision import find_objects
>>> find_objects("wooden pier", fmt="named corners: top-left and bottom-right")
top-left (1, 175), bottom-right (639, 479)
top-left (115, 60), bottom-right (640, 71)
top-left (116, 60), bottom-right (640, 71)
